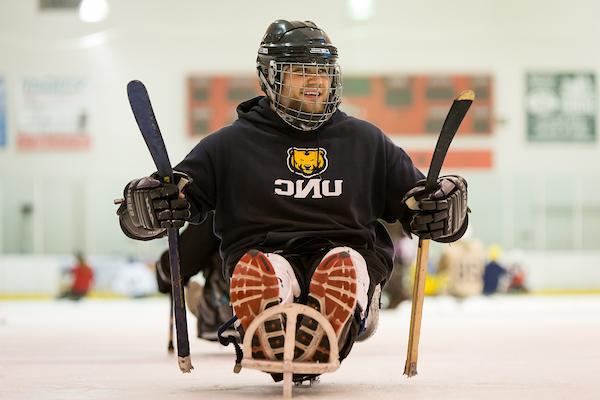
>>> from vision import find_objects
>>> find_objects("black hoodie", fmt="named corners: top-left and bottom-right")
top-left (176, 96), bottom-right (424, 274)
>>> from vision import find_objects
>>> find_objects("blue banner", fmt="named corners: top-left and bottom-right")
top-left (0, 78), bottom-right (5, 148)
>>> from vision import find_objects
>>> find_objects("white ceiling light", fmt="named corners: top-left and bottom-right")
top-left (78, 0), bottom-right (109, 23)
top-left (347, 0), bottom-right (374, 21)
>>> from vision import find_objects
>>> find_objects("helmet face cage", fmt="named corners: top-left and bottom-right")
top-left (261, 61), bottom-right (343, 131)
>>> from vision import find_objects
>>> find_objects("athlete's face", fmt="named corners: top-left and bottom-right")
top-left (279, 64), bottom-right (331, 114)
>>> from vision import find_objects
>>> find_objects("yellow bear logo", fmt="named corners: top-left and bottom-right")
top-left (287, 147), bottom-right (328, 178)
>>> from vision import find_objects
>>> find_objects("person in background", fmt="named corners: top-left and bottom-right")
top-left (111, 257), bottom-right (157, 298)
top-left (505, 250), bottom-right (528, 293)
top-left (58, 252), bottom-right (94, 300)
top-left (482, 244), bottom-right (508, 295)
top-left (438, 226), bottom-right (485, 299)
top-left (381, 223), bottom-right (415, 309)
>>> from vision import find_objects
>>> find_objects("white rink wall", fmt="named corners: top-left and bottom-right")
top-left (1, 251), bottom-right (599, 296)
top-left (521, 251), bottom-right (600, 291)
top-left (0, 254), bottom-right (159, 296)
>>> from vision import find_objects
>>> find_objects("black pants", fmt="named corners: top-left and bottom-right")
top-left (157, 219), bottom-right (222, 293)
top-left (281, 245), bottom-right (389, 306)
top-left (248, 239), bottom-right (392, 363)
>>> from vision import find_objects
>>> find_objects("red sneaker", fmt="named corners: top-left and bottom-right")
top-left (229, 250), bottom-right (286, 360)
top-left (294, 250), bottom-right (358, 362)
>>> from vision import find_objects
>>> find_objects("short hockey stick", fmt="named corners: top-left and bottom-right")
top-left (168, 293), bottom-right (175, 353)
top-left (403, 90), bottom-right (474, 377)
top-left (127, 80), bottom-right (193, 373)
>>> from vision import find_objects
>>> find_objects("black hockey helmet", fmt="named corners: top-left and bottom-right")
top-left (256, 20), bottom-right (343, 131)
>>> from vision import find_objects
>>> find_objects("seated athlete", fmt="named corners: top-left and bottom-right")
top-left (117, 19), bottom-right (469, 382)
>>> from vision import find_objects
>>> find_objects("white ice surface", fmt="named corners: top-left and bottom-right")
top-left (1, 295), bottom-right (599, 400)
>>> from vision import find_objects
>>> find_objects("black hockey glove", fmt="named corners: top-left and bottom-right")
top-left (402, 175), bottom-right (469, 243)
top-left (117, 171), bottom-right (192, 241)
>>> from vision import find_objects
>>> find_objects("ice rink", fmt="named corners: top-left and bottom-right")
top-left (1, 295), bottom-right (599, 400)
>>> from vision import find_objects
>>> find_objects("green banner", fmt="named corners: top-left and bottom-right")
top-left (526, 73), bottom-right (596, 142)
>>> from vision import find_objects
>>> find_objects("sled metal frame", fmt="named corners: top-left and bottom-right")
top-left (240, 303), bottom-right (340, 398)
